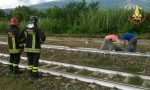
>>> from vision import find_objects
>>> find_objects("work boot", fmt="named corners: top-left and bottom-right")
top-left (13, 66), bottom-right (22, 74)
top-left (9, 65), bottom-right (13, 73)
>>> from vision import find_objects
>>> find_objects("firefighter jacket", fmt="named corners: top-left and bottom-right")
top-left (6, 26), bottom-right (22, 53)
top-left (20, 26), bottom-right (46, 53)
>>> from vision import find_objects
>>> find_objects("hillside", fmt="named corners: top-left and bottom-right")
top-left (29, 0), bottom-right (150, 9)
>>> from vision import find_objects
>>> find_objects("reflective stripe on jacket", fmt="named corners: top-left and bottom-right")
top-left (6, 26), bottom-right (21, 53)
top-left (21, 26), bottom-right (45, 53)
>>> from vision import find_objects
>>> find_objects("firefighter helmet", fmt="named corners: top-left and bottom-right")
top-left (10, 18), bottom-right (18, 26)
top-left (30, 16), bottom-right (39, 23)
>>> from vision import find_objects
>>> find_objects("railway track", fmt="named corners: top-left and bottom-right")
top-left (0, 53), bottom-right (149, 80)
top-left (0, 41), bottom-right (150, 57)
top-left (0, 53), bottom-right (149, 90)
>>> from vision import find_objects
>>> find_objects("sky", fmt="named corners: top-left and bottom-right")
top-left (0, 0), bottom-right (58, 9)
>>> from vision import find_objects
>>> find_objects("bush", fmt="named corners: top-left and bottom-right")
top-left (128, 76), bottom-right (144, 85)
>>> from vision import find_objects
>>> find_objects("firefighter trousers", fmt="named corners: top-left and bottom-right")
top-left (9, 53), bottom-right (21, 72)
top-left (27, 53), bottom-right (40, 73)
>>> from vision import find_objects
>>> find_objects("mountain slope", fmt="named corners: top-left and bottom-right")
top-left (29, 0), bottom-right (150, 9)
top-left (3, 0), bottom-right (150, 10)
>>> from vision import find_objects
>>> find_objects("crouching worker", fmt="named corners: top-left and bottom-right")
top-left (121, 32), bottom-right (137, 52)
top-left (100, 34), bottom-right (122, 51)
top-left (6, 18), bottom-right (23, 74)
top-left (20, 16), bottom-right (46, 78)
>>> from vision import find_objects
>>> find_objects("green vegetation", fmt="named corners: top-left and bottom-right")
top-left (0, 64), bottom-right (113, 90)
top-left (91, 72), bottom-right (107, 79)
top-left (127, 76), bottom-right (144, 86)
top-left (0, 1), bottom-right (150, 37)
top-left (122, 65), bottom-right (143, 73)
top-left (65, 66), bottom-right (78, 73)
top-left (77, 69), bottom-right (93, 76)
top-left (110, 74), bottom-right (125, 82)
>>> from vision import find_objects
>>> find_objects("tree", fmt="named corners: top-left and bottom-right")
top-left (0, 9), bottom-right (5, 19)
top-left (11, 6), bottom-right (32, 22)
top-left (89, 2), bottom-right (99, 10)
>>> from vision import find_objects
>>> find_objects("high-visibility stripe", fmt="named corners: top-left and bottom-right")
top-left (12, 36), bottom-right (16, 50)
top-left (27, 65), bottom-right (33, 70)
top-left (13, 64), bottom-right (18, 66)
top-left (32, 67), bottom-right (38, 69)
top-left (32, 33), bottom-right (36, 49)
top-left (27, 68), bottom-right (32, 70)
top-left (32, 70), bottom-right (38, 72)
top-left (7, 32), bottom-right (21, 53)
top-left (32, 67), bottom-right (38, 72)
top-left (24, 48), bottom-right (41, 53)
top-left (9, 63), bottom-right (13, 65)
top-left (9, 49), bottom-right (21, 53)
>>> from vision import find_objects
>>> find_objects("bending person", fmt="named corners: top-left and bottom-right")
top-left (121, 32), bottom-right (137, 52)
top-left (100, 34), bottom-right (122, 51)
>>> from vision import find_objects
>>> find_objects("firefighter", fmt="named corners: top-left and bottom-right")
top-left (6, 18), bottom-right (23, 74)
top-left (121, 32), bottom-right (137, 52)
top-left (20, 16), bottom-right (46, 78)
top-left (100, 34), bottom-right (122, 51)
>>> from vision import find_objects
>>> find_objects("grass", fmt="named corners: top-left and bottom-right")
top-left (77, 69), bottom-right (93, 76)
top-left (122, 65), bottom-right (143, 73)
top-left (0, 64), bottom-right (113, 90)
top-left (91, 72), bottom-right (107, 79)
top-left (137, 44), bottom-right (150, 53)
top-left (0, 67), bottom-right (37, 90)
top-left (127, 76), bottom-right (144, 86)
top-left (65, 66), bottom-right (78, 73)
top-left (109, 74), bottom-right (125, 82)
top-left (138, 33), bottom-right (150, 39)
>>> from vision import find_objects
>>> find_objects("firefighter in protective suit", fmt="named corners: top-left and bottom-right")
top-left (20, 16), bottom-right (46, 78)
top-left (6, 18), bottom-right (23, 74)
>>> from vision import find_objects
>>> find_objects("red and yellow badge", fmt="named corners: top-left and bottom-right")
top-left (128, 5), bottom-right (146, 25)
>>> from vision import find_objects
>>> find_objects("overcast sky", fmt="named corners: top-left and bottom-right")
top-left (0, 0), bottom-right (58, 9)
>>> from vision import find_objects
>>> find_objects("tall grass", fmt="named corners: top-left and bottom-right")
top-left (0, 8), bottom-right (150, 36)
top-left (0, 20), bottom-right (9, 34)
